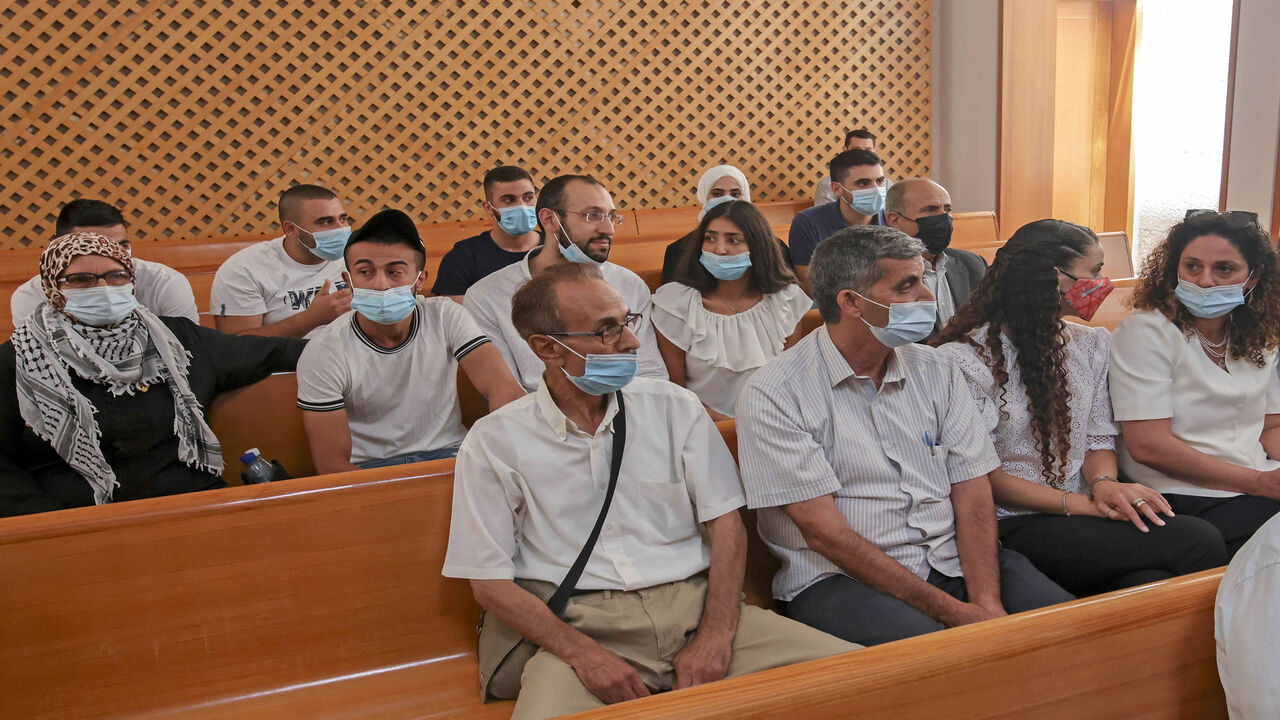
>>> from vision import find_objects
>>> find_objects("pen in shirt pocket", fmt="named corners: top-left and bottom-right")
top-left (923, 431), bottom-right (938, 456)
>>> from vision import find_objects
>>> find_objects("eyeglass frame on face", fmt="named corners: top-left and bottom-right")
top-left (56, 270), bottom-right (135, 289)
top-left (559, 209), bottom-right (626, 226)
top-left (540, 312), bottom-right (643, 345)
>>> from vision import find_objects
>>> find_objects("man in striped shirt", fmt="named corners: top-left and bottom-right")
top-left (736, 225), bottom-right (1071, 645)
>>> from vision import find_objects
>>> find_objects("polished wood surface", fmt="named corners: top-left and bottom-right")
top-left (207, 372), bottom-right (315, 483)
top-left (564, 569), bottom-right (1228, 720)
top-left (0, 463), bottom-right (512, 719)
top-left (999, 0), bottom-right (1058, 239)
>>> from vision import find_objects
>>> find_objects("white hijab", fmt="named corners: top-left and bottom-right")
top-left (695, 165), bottom-right (751, 205)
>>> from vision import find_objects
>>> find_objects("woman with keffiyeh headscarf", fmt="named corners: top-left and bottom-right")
top-left (659, 164), bottom-right (794, 284)
top-left (0, 232), bottom-right (306, 516)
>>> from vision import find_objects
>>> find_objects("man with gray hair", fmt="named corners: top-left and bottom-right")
top-left (884, 178), bottom-right (986, 334)
top-left (735, 225), bottom-right (1070, 646)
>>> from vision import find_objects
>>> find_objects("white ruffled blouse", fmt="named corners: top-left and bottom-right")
top-left (651, 282), bottom-right (811, 417)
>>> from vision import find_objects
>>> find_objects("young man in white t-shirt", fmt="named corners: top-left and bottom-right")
top-left (296, 209), bottom-right (525, 474)
top-left (9, 199), bottom-right (198, 326)
top-left (211, 184), bottom-right (353, 339)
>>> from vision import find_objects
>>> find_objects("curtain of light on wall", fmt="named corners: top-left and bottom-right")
top-left (1131, 0), bottom-right (1233, 261)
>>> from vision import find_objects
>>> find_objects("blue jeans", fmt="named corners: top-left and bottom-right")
top-left (356, 446), bottom-right (460, 469)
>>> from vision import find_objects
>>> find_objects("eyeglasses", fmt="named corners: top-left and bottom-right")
top-left (1184, 209), bottom-right (1259, 228)
top-left (56, 270), bottom-right (135, 288)
top-left (561, 209), bottom-right (626, 225)
top-left (542, 312), bottom-right (642, 345)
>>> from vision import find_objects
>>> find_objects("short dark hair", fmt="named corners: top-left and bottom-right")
top-left (278, 184), bottom-right (338, 224)
top-left (536, 175), bottom-right (604, 217)
top-left (673, 200), bottom-right (797, 295)
top-left (343, 208), bottom-right (426, 270)
top-left (511, 262), bottom-right (605, 340)
top-left (55, 199), bottom-right (126, 237)
top-left (483, 166), bottom-right (536, 200)
top-left (844, 128), bottom-right (875, 147)
top-left (830, 149), bottom-right (883, 186)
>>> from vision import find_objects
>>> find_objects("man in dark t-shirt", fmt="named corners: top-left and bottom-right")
top-left (432, 165), bottom-right (543, 300)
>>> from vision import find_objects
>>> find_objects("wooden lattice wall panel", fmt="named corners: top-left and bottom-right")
top-left (0, 0), bottom-right (931, 248)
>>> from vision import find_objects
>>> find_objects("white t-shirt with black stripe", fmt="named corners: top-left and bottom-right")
top-left (296, 297), bottom-right (490, 464)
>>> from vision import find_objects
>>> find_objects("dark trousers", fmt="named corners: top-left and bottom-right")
top-left (778, 548), bottom-right (1072, 646)
top-left (997, 513), bottom-right (1228, 596)
top-left (1165, 493), bottom-right (1280, 558)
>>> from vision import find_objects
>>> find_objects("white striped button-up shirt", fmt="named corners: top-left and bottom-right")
top-left (736, 325), bottom-right (1000, 601)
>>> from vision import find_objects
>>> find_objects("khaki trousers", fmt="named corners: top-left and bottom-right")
top-left (511, 576), bottom-right (859, 720)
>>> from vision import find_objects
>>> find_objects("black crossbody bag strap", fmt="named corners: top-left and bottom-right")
top-left (546, 390), bottom-right (626, 617)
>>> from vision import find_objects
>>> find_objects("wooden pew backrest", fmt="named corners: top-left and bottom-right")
top-left (1098, 230), bottom-right (1135, 278)
top-left (951, 211), bottom-right (1000, 252)
top-left (0, 464), bottom-right (511, 719)
top-left (567, 568), bottom-right (1227, 720)
top-left (207, 372), bottom-right (315, 482)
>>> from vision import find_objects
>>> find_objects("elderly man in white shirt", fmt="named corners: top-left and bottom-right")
top-left (443, 263), bottom-right (855, 720)
top-left (1217, 512), bottom-right (1280, 719)
top-left (463, 174), bottom-right (667, 391)
top-left (737, 225), bottom-right (1072, 646)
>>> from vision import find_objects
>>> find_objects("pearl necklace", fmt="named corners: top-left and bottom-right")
top-left (1192, 327), bottom-right (1228, 363)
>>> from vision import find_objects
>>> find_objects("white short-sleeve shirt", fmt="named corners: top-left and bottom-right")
top-left (1216, 512), bottom-right (1280, 719)
top-left (463, 248), bottom-right (669, 392)
top-left (10, 258), bottom-right (199, 326)
top-left (651, 282), bottom-right (810, 417)
top-left (737, 326), bottom-right (1001, 600)
top-left (210, 236), bottom-right (344, 338)
top-left (940, 322), bottom-right (1117, 517)
top-left (443, 377), bottom-right (744, 591)
top-left (1109, 309), bottom-right (1280, 497)
top-left (295, 297), bottom-right (490, 465)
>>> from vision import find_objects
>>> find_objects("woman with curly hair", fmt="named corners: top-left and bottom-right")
top-left (1110, 211), bottom-right (1280, 555)
top-left (935, 219), bottom-right (1227, 594)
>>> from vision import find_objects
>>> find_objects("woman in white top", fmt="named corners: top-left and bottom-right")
top-left (1110, 210), bottom-right (1280, 556)
top-left (660, 165), bottom-right (794, 284)
top-left (937, 219), bottom-right (1227, 594)
top-left (652, 200), bottom-right (810, 420)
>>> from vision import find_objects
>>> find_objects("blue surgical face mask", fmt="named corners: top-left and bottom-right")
top-left (350, 280), bottom-right (419, 324)
top-left (62, 284), bottom-right (141, 327)
top-left (698, 194), bottom-right (738, 221)
top-left (852, 290), bottom-right (937, 347)
top-left (1175, 274), bottom-right (1254, 319)
top-left (298, 225), bottom-right (351, 261)
top-left (550, 337), bottom-right (638, 395)
top-left (555, 221), bottom-right (603, 266)
top-left (495, 204), bottom-right (538, 236)
top-left (843, 186), bottom-right (887, 216)
top-left (699, 250), bottom-right (752, 281)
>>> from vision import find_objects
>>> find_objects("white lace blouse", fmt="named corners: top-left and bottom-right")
top-left (939, 321), bottom-right (1118, 517)
top-left (651, 282), bottom-right (810, 417)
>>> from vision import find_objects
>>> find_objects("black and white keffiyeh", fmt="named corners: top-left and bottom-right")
top-left (12, 302), bottom-right (223, 504)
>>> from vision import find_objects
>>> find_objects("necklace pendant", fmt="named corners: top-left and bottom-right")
top-left (138, 383), bottom-right (149, 392)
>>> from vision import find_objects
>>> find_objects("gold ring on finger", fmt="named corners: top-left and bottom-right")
top-left (1131, 498), bottom-right (1147, 509)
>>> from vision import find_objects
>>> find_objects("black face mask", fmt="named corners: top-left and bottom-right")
top-left (910, 213), bottom-right (954, 255)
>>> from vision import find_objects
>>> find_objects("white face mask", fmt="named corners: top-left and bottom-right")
top-left (62, 284), bottom-right (140, 327)
top-left (852, 290), bottom-right (937, 347)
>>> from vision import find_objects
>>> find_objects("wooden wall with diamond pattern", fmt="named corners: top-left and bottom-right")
top-left (0, 0), bottom-right (932, 248)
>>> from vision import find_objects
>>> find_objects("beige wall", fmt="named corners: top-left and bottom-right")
top-left (1222, 0), bottom-right (1280, 229)
top-left (932, 0), bottom-right (1001, 213)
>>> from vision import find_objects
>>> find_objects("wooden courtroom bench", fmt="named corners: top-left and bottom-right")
top-left (0, 454), bottom-right (1227, 719)
top-left (206, 368), bottom-right (493, 486)
top-left (566, 567), bottom-right (1228, 720)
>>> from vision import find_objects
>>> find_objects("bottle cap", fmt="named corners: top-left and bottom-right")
top-left (240, 448), bottom-right (261, 464)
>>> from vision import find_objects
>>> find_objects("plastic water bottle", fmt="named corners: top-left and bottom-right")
top-left (240, 448), bottom-right (289, 484)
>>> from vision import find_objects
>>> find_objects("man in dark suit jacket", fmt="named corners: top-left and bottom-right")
top-left (884, 179), bottom-right (987, 339)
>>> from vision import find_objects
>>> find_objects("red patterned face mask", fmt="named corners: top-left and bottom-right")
top-left (1060, 271), bottom-right (1114, 321)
